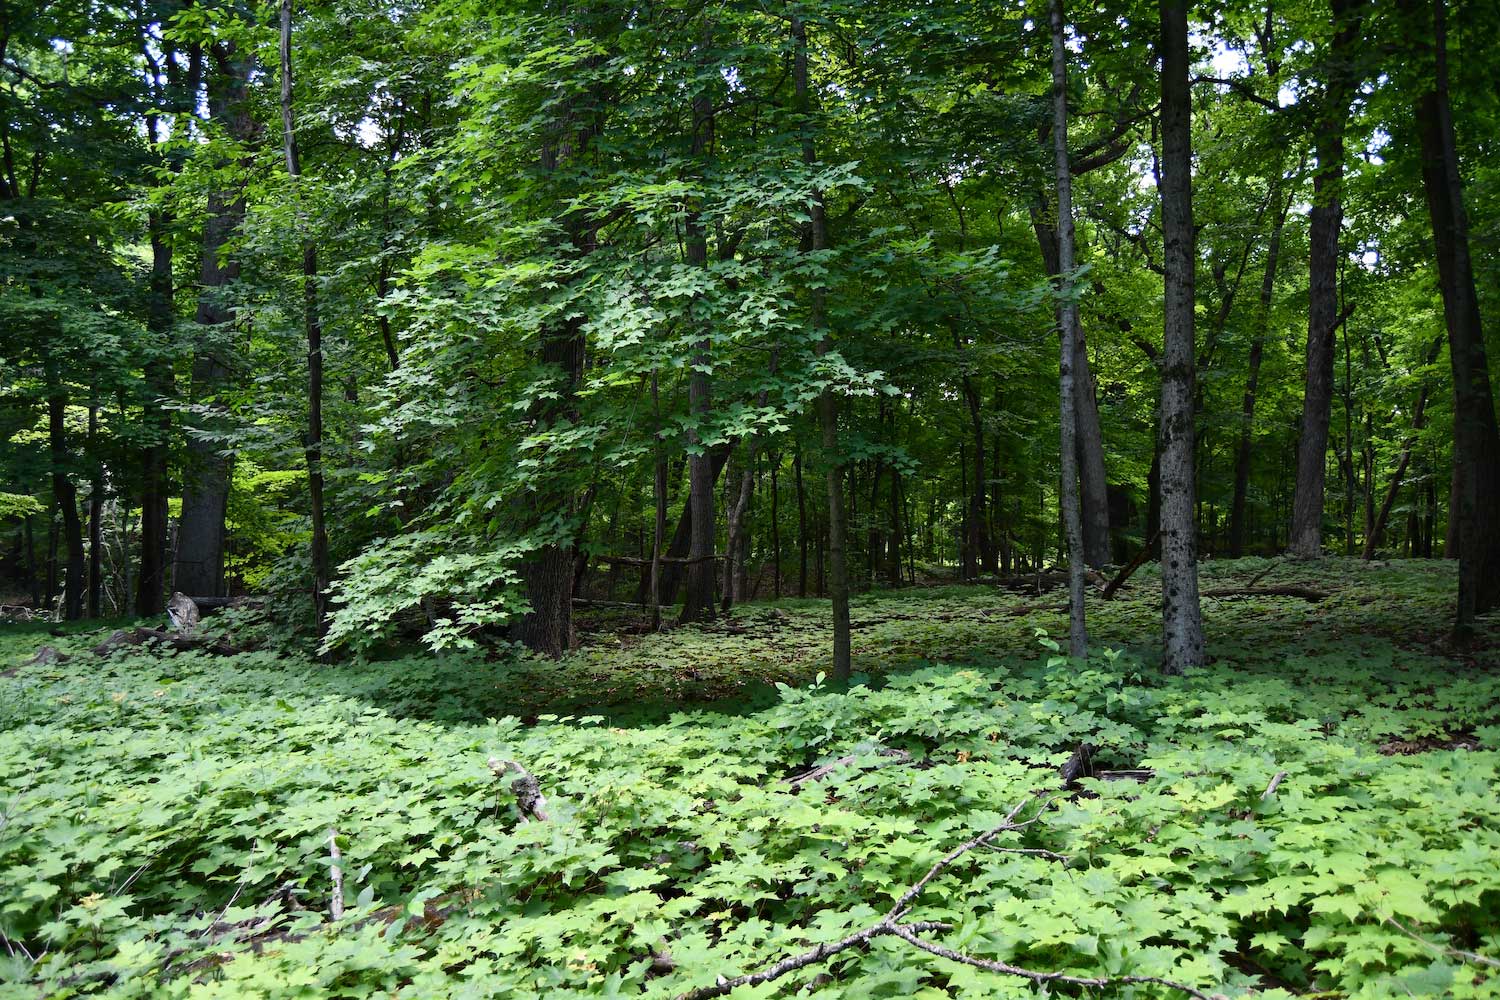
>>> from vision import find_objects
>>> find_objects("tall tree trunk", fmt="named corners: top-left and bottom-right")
top-left (1402, 0), bottom-right (1500, 624)
top-left (1363, 337), bottom-right (1442, 558)
top-left (1443, 463), bottom-right (1458, 558)
top-left (87, 402), bottom-right (103, 617)
top-left (1031, 202), bottom-right (1110, 568)
top-left (958, 440), bottom-right (974, 578)
top-left (637, 444), bottom-right (731, 605)
top-left (46, 513), bottom-right (57, 612)
top-left (1157, 0), bottom-right (1205, 673)
top-left (137, 214), bottom-right (173, 618)
top-left (794, 15), bottom-right (851, 680)
top-left (25, 511), bottom-right (39, 609)
top-left (176, 42), bottom-right (252, 599)
top-left (770, 452), bottom-right (782, 598)
top-left (651, 372), bottom-right (667, 630)
top-left (514, 313), bottom-right (586, 655)
top-left (1048, 0), bottom-right (1088, 657)
top-left (866, 454), bottom-right (884, 589)
top-left (1422, 468), bottom-right (1436, 557)
top-left (1289, 0), bottom-right (1363, 558)
top-left (45, 364), bottom-right (85, 620)
top-left (882, 467), bottom-right (894, 587)
top-left (795, 444), bottom-right (808, 597)
top-left (279, 0), bottom-right (331, 642)
top-left (1229, 169), bottom-right (1292, 556)
top-left (680, 53), bottom-right (718, 625)
top-left (721, 452), bottom-right (753, 613)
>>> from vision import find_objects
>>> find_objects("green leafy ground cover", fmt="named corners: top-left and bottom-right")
top-left (1, 558), bottom-right (1498, 998)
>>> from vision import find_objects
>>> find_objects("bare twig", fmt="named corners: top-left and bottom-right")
top-left (1101, 532), bottom-right (1159, 600)
top-left (982, 845), bottom-right (1071, 862)
top-left (1383, 914), bottom-right (1500, 970)
top-left (679, 793), bottom-right (1217, 1000)
top-left (1245, 561), bottom-right (1277, 588)
top-left (327, 829), bottom-right (344, 921)
top-left (784, 746), bottom-right (911, 789)
top-left (1261, 770), bottom-right (1288, 801)
top-left (890, 924), bottom-right (1218, 1000)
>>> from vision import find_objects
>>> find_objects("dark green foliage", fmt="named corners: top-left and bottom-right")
top-left (2, 560), bottom-right (1496, 997)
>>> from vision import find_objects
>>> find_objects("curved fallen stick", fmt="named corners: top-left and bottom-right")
top-left (678, 793), bottom-right (1220, 1000)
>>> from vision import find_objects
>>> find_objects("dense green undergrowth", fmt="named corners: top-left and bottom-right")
top-left (2, 559), bottom-right (1498, 998)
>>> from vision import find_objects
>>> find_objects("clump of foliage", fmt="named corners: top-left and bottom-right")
top-left (2, 563), bottom-right (1496, 998)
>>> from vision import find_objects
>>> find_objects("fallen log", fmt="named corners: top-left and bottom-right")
top-left (92, 627), bottom-right (244, 657)
top-left (1200, 585), bottom-right (1328, 602)
top-left (1058, 743), bottom-right (1094, 786)
top-left (571, 598), bottom-right (655, 610)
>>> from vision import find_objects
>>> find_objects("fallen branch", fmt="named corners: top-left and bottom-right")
top-left (488, 758), bottom-right (550, 822)
top-left (1382, 914), bottom-right (1500, 970)
top-left (890, 924), bottom-right (1216, 998)
top-left (571, 599), bottom-right (656, 610)
top-left (1200, 585), bottom-right (1328, 602)
top-left (327, 829), bottom-right (345, 921)
top-left (784, 746), bottom-right (912, 789)
top-left (1100, 532), bottom-right (1160, 600)
top-left (6, 645), bottom-right (70, 676)
top-left (678, 793), bottom-right (1217, 1000)
top-left (1245, 561), bottom-right (1277, 588)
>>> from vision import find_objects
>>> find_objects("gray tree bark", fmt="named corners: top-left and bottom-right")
top-left (1031, 204), bottom-right (1111, 568)
top-left (1289, 0), bottom-right (1363, 558)
top-left (1157, 0), bottom-right (1206, 673)
top-left (794, 15), bottom-right (851, 681)
top-left (1047, 0), bottom-right (1088, 658)
top-left (175, 43), bottom-right (254, 599)
top-left (679, 61), bottom-right (718, 625)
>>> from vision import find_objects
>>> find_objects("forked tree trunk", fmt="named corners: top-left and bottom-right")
top-left (1157, 0), bottom-right (1205, 673)
top-left (1047, 0), bottom-right (1088, 657)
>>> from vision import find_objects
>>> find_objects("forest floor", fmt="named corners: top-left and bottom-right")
top-left (1, 558), bottom-right (1498, 998)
